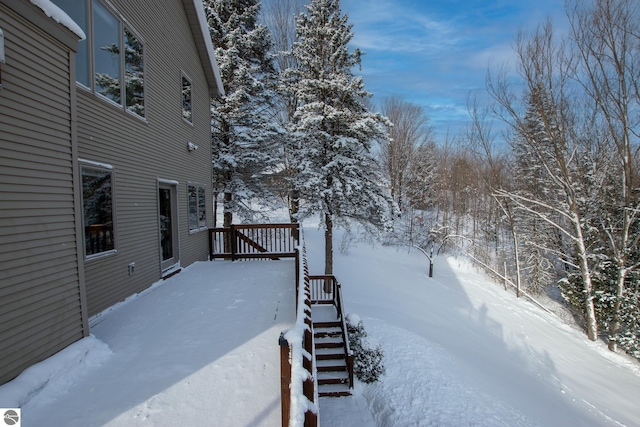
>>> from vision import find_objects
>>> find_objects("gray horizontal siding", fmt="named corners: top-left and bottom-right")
top-left (0, 3), bottom-right (85, 385)
top-left (78, 0), bottom-right (215, 316)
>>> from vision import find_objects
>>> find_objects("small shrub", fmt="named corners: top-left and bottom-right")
top-left (346, 314), bottom-right (385, 383)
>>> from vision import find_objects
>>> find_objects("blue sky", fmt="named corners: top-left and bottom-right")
top-left (339, 0), bottom-right (567, 139)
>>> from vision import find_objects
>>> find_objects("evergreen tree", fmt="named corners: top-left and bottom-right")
top-left (261, 0), bottom-right (307, 223)
top-left (286, 0), bottom-right (395, 274)
top-left (203, 0), bottom-right (279, 227)
top-left (510, 83), bottom-right (560, 294)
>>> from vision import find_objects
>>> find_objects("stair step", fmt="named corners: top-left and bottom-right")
top-left (313, 332), bottom-right (342, 340)
top-left (316, 343), bottom-right (344, 351)
top-left (316, 352), bottom-right (344, 360)
top-left (313, 321), bottom-right (341, 329)
top-left (314, 335), bottom-right (344, 348)
top-left (316, 341), bottom-right (344, 359)
top-left (317, 370), bottom-right (349, 384)
top-left (314, 327), bottom-right (342, 338)
top-left (318, 383), bottom-right (351, 397)
top-left (316, 358), bottom-right (347, 372)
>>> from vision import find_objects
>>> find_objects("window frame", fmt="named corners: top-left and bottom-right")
top-left (54, 0), bottom-right (146, 120)
top-left (187, 182), bottom-right (208, 232)
top-left (79, 159), bottom-right (118, 260)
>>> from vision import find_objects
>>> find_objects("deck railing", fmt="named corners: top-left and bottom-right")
top-left (209, 223), bottom-right (299, 260)
top-left (309, 275), bottom-right (354, 391)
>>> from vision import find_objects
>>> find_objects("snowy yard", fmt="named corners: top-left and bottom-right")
top-left (1, 225), bottom-right (640, 426)
top-left (305, 227), bottom-right (640, 427)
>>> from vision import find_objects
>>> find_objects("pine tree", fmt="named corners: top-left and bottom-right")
top-left (204, 0), bottom-right (279, 227)
top-left (261, 0), bottom-right (307, 223)
top-left (286, 0), bottom-right (395, 274)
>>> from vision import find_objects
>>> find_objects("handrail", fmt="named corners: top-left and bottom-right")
top-left (308, 274), bottom-right (354, 390)
top-left (209, 223), bottom-right (299, 260)
top-left (280, 240), bottom-right (318, 427)
top-left (335, 280), bottom-right (354, 388)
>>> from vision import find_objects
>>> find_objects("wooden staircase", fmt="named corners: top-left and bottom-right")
top-left (312, 305), bottom-right (352, 397)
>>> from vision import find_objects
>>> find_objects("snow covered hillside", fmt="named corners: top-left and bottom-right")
top-left (304, 227), bottom-right (640, 426)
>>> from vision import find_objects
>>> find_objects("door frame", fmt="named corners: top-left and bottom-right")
top-left (157, 179), bottom-right (180, 273)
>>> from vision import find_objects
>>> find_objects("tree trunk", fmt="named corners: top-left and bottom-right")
top-left (511, 218), bottom-right (522, 298)
top-left (223, 192), bottom-right (233, 228)
top-left (572, 212), bottom-right (598, 341)
top-left (608, 266), bottom-right (627, 351)
top-left (289, 189), bottom-right (299, 223)
top-left (289, 189), bottom-right (300, 240)
top-left (324, 212), bottom-right (333, 275)
top-left (213, 192), bottom-right (219, 228)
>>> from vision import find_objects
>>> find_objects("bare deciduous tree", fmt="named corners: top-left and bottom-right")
top-left (380, 96), bottom-right (435, 211)
top-left (568, 0), bottom-right (640, 351)
top-left (488, 19), bottom-right (600, 341)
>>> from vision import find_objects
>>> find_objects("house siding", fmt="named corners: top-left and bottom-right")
top-left (0, 3), bottom-right (85, 385)
top-left (79, 0), bottom-right (214, 316)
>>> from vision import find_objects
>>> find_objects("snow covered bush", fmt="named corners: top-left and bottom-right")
top-left (346, 314), bottom-right (385, 383)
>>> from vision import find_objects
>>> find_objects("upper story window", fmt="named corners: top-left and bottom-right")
top-left (93, 0), bottom-right (120, 103)
top-left (53, 0), bottom-right (145, 118)
top-left (124, 28), bottom-right (145, 116)
top-left (182, 74), bottom-right (192, 123)
top-left (54, 0), bottom-right (89, 86)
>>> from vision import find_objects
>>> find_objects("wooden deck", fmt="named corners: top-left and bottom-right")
top-left (21, 260), bottom-right (297, 427)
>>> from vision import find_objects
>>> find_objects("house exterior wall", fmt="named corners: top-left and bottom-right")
top-left (0, 2), bottom-right (87, 385)
top-left (78, 0), bottom-right (215, 316)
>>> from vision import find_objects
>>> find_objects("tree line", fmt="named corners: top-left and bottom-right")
top-left (201, 0), bottom-right (639, 358)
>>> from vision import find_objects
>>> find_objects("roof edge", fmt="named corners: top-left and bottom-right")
top-left (183, 0), bottom-right (224, 98)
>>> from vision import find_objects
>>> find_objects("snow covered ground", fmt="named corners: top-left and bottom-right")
top-left (1, 224), bottom-right (640, 426)
top-left (304, 227), bottom-right (640, 427)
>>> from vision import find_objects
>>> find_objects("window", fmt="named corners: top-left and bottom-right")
top-left (124, 28), bottom-right (145, 116)
top-left (52, 0), bottom-right (145, 118)
top-left (93, 0), bottom-right (120, 103)
top-left (182, 75), bottom-right (192, 123)
top-left (188, 184), bottom-right (207, 231)
top-left (81, 164), bottom-right (116, 257)
top-left (54, 0), bottom-right (89, 86)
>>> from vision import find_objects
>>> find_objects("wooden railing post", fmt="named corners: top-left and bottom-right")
top-left (279, 333), bottom-right (291, 427)
top-left (303, 318), bottom-right (317, 427)
top-left (230, 224), bottom-right (238, 260)
top-left (208, 228), bottom-right (213, 260)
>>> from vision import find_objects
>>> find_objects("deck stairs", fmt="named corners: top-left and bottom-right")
top-left (312, 304), bottom-right (351, 397)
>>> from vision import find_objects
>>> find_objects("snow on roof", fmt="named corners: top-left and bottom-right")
top-left (29, 0), bottom-right (86, 40)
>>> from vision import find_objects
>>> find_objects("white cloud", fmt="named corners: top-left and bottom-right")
top-left (345, 0), bottom-right (462, 54)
